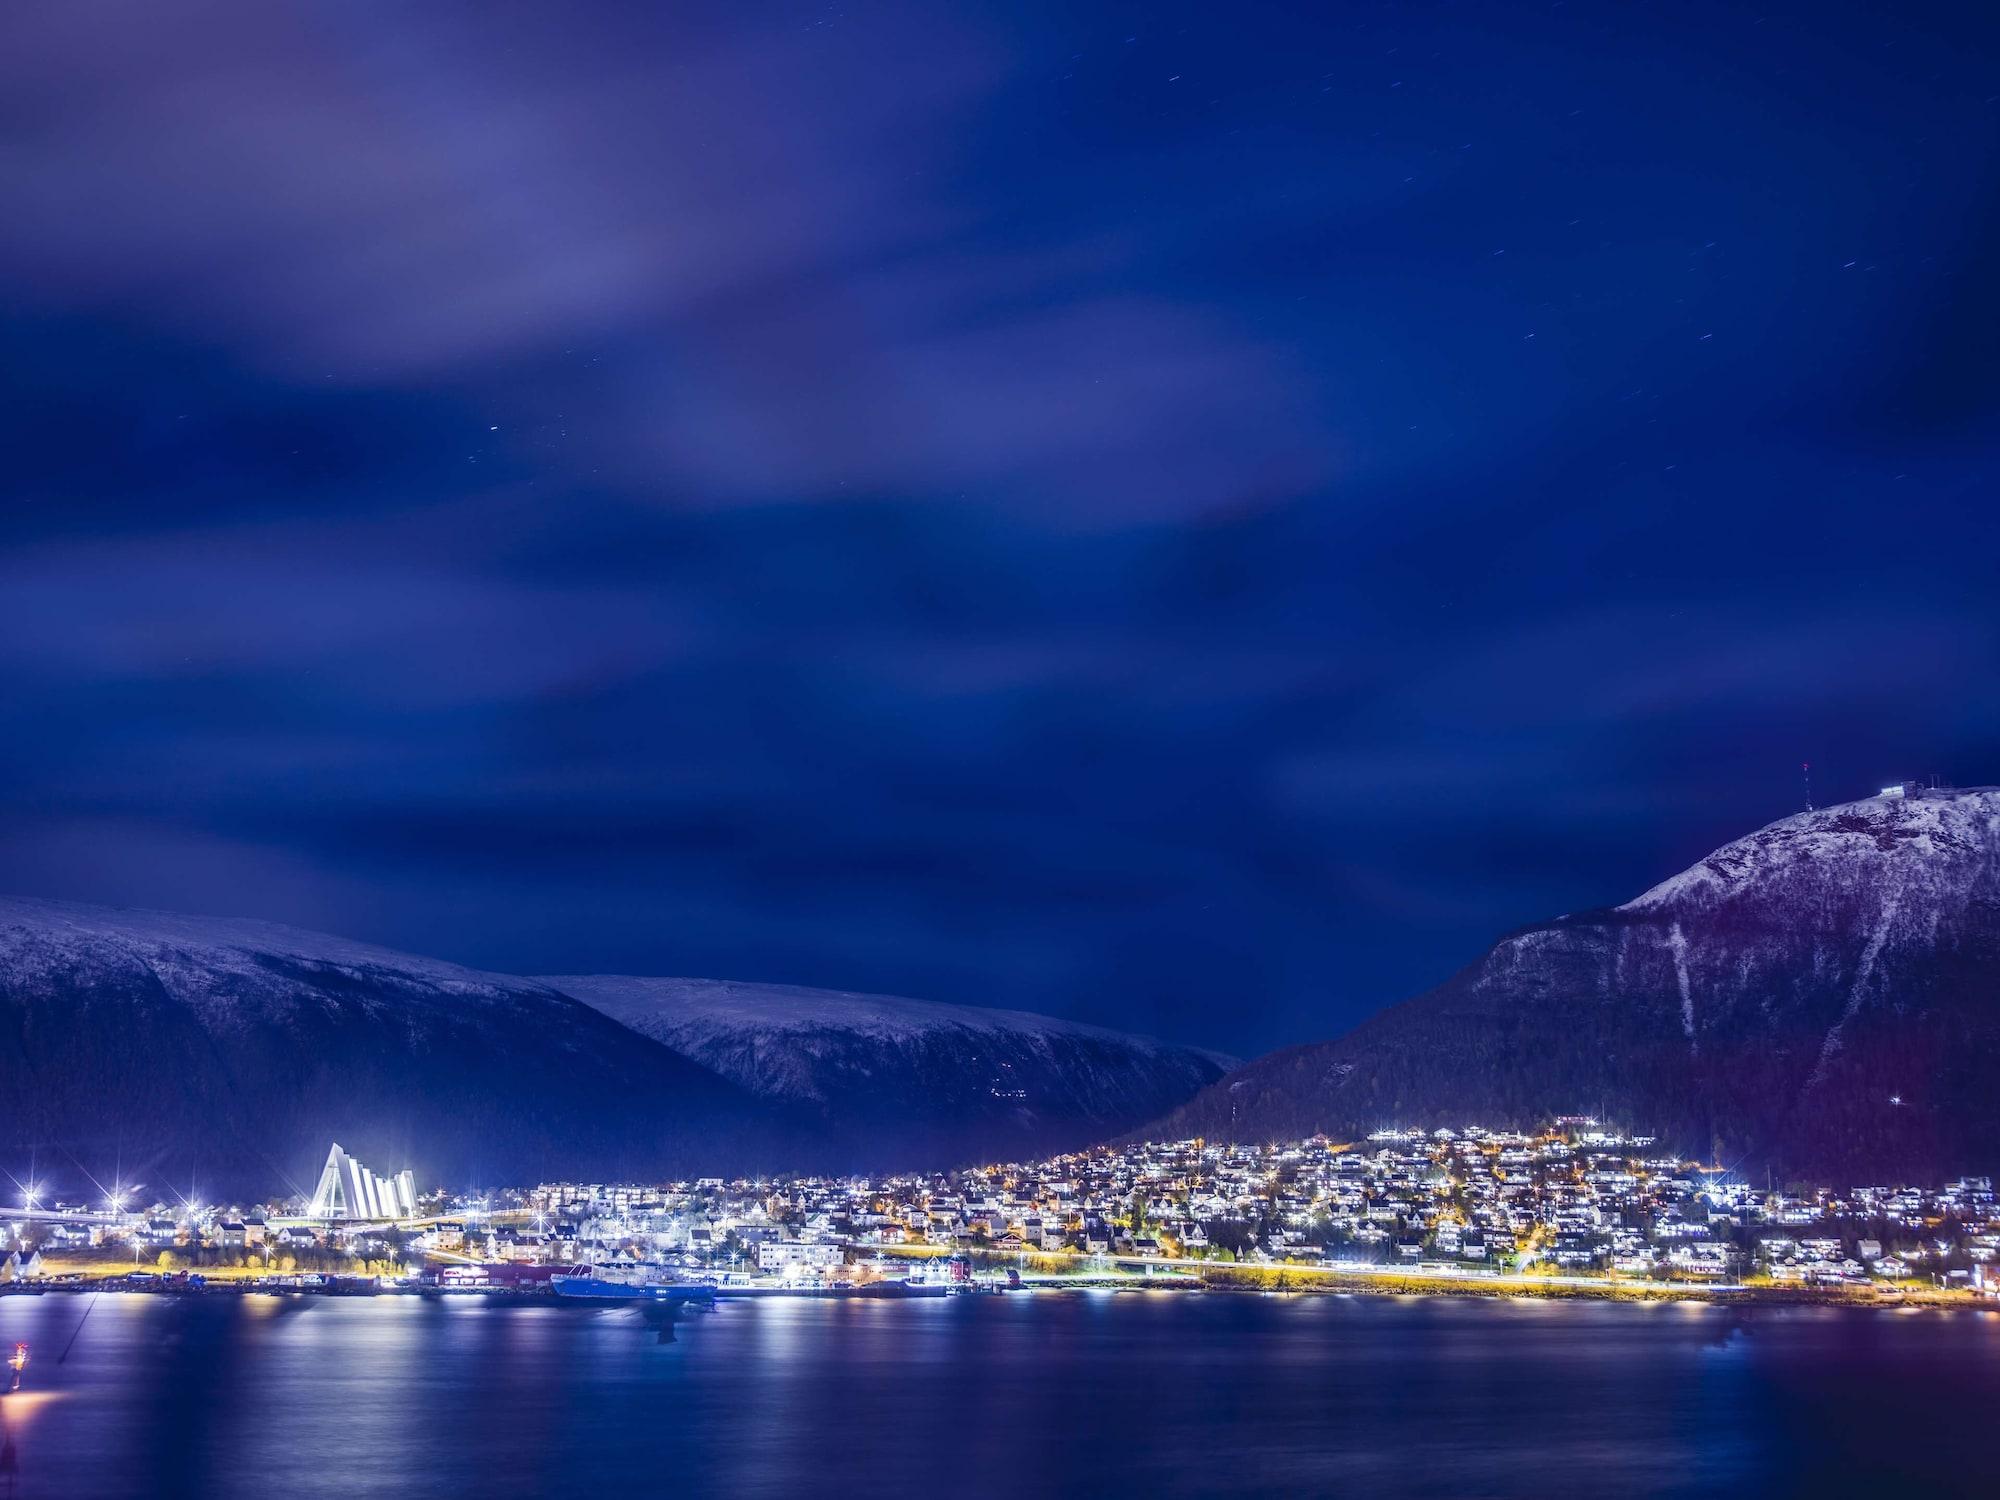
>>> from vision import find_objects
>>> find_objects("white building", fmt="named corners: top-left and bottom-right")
top-left (757, 1241), bottom-right (841, 1274)
top-left (0, 1250), bottom-right (44, 1282)
top-left (308, 1143), bottom-right (418, 1221)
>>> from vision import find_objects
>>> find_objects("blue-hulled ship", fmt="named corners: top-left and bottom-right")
top-left (552, 1270), bottom-right (715, 1305)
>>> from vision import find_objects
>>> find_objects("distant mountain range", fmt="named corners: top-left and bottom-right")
top-left (10, 784), bottom-right (1991, 1199)
top-left (545, 974), bottom-right (1234, 1169)
top-left (0, 896), bottom-right (1227, 1199)
top-left (1143, 787), bottom-right (2000, 1179)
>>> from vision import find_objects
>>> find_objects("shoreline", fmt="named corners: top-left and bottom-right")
top-left (3, 1267), bottom-right (1984, 1313)
top-left (864, 1244), bottom-right (1986, 1309)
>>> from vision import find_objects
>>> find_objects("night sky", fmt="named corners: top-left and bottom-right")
top-left (3, 1), bottom-right (1996, 1057)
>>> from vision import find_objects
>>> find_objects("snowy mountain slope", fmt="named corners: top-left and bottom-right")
top-left (0, 896), bottom-right (776, 1197)
top-left (1143, 788), bottom-right (2000, 1178)
top-left (0, 893), bottom-right (1234, 1197)
top-left (545, 974), bottom-right (1235, 1166)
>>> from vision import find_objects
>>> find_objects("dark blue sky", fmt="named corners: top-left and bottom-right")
top-left (2, 1), bottom-right (1996, 1056)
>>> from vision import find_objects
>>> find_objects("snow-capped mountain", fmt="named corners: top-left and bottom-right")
top-left (1144, 787), bottom-right (2000, 1178)
top-left (0, 896), bottom-right (773, 1198)
top-left (0, 894), bottom-right (1233, 1198)
top-left (543, 974), bottom-right (1235, 1167)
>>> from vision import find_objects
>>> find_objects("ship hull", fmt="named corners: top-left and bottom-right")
top-left (552, 1276), bottom-right (715, 1303)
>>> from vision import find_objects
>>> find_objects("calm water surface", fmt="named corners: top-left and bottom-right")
top-left (2, 1290), bottom-right (1997, 1498)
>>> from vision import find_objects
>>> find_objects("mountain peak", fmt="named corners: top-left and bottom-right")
top-left (1619, 785), bottom-right (2000, 917)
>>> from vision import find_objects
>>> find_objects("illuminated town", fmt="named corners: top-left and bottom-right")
top-left (6, 1123), bottom-right (1999, 1303)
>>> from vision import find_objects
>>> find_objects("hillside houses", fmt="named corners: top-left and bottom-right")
top-left (489, 1127), bottom-right (2000, 1288)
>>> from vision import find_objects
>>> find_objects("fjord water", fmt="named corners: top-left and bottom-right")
top-left (3, 1293), bottom-right (1996, 1498)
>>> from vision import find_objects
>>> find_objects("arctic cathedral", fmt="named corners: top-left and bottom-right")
top-left (308, 1143), bottom-right (419, 1221)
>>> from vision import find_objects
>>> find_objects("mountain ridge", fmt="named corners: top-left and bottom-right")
top-left (0, 894), bottom-right (1230, 1196)
top-left (545, 973), bottom-right (1235, 1168)
top-left (1140, 787), bottom-right (2000, 1178)
top-left (0, 892), bottom-right (778, 1199)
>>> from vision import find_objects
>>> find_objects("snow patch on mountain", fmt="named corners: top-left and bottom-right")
top-left (1668, 921), bottom-right (1696, 1055)
top-left (0, 893), bottom-right (537, 998)
top-left (548, 972), bottom-right (1236, 1163)
top-left (541, 973), bottom-right (1232, 1063)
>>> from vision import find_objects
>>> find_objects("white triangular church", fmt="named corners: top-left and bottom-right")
top-left (308, 1143), bottom-right (418, 1221)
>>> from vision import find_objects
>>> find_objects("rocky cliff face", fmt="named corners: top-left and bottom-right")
top-left (1144, 788), bottom-right (2000, 1179)
top-left (0, 897), bottom-right (774, 1198)
top-left (545, 974), bottom-right (1234, 1167)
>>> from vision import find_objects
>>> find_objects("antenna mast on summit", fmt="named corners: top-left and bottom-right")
top-left (1802, 761), bottom-right (1813, 811)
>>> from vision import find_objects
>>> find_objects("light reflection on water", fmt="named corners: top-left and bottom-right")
top-left (0, 1292), bottom-right (1996, 1498)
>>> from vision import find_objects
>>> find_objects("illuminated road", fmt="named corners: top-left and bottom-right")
top-left (855, 1242), bottom-right (1757, 1296)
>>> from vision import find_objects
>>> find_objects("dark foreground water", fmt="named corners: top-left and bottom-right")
top-left (2, 1291), bottom-right (1998, 1498)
